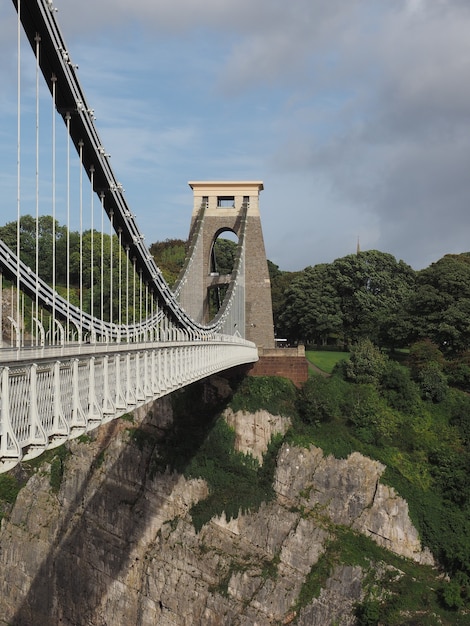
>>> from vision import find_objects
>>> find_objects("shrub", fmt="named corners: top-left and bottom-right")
top-left (0, 474), bottom-right (21, 504)
top-left (429, 446), bottom-right (470, 506)
top-left (445, 360), bottom-right (470, 393)
top-left (340, 384), bottom-right (382, 426)
top-left (446, 388), bottom-right (470, 445)
top-left (296, 375), bottom-right (346, 424)
top-left (380, 360), bottom-right (421, 414)
top-left (186, 418), bottom-right (282, 531)
top-left (417, 362), bottom-right (448, 403)
top-left (341, 384), bottom-right (399, 446)
top-left (230, 376), bottom-right (297, 417)
top-left (440, 580), bottom-right (464, 610)
top-left (343, 338), bottom-right (387, 385)
top-left (355, 599), bottom-right (380, 625)
top-left (49, 445), bottom-right (69, 493)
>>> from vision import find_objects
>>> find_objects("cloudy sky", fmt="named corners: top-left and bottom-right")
top-left (1, 0), bottom-right (470, 271)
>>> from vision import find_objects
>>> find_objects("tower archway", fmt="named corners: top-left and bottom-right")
top-left (208, 230), bottom-right (238, 318)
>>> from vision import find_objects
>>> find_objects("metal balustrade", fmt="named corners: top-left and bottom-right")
top-left (0, 339), bottom-right (258, 472)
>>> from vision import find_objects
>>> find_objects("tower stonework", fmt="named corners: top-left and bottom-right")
top-left (185, 181), bottom-right (275, 349)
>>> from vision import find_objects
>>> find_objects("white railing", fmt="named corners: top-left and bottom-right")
top-left (0, 339), bottom-right (258, 473)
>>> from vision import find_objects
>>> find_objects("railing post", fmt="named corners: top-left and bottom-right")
top-left (135, 352), bottom-right (145, 401)
top-left (114, 356), bottom-right (127, 409)
top-left (53, 360), bottom-right (68, 435)
top-left (87, 357), bottom-right (103, 423)
top-left (28, 363), bottom-right (47, 450)
top-left (0, 367), bottom-right (22, 469)
top-left (160, 349), bottom-right (167, 392)
top-left (125, 353), bottom-right (136, 406)
top-left (102, 355), bottom-right (115, 416)
top-left (169, 349), bottom-right (175, 388)
top-left (71, 358), bottom-right (84, 431)
top-left (151, 350), bottom-right (159, 395)
top-left (143, 351), bottom-right (152, 397)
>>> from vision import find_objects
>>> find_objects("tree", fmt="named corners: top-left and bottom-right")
top-left (149, 238), bottom-right (186, 286)
top-left (407, 340), bottom-right (448, 402)
top-left (410, 254), bottom-right (470, 353)
top-left (407, 339), bottom-right (445, 379)
top-left (0, 215), bottom-right (68, 283)
top-left (278, 250), bottom-right (415, 348)
top-left (440, 580), bottom-right (464, 610)
top-left (279, 264), bottom-right (343, 345)
top-left (0, 216), bottom-right (144, 323)
top-left (212, 237), bottom-right (237, 275)
top-left (379, 360), bottom-right (421, 414)
top-left (355, 599), bottom-right (380, 625)
top-left (328, 250), bottom-right (416, 347)
top-left (445, 350), bottom-right (470, 393)
top-left (267, 261), bottom-right (299, 337)
top-left (417, 362), bottom-right (448, 403)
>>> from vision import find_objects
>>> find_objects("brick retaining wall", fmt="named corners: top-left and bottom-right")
top-left (247, 346), bottom-right (308, 387)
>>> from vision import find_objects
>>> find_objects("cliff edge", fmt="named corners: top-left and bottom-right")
top-left (0, 386), bottom-right (434, 625)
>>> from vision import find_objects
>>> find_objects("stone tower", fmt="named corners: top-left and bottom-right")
top-left (179, 181), bottom-right (274, 349)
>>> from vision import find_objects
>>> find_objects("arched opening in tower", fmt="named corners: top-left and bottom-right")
top-left (208, 230), bottom-right (238, 318)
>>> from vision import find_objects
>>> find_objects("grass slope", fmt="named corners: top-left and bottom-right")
top-left (306, 350), bottom-right (349, 374)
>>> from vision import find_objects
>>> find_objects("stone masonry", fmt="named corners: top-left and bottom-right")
top-left (182, 181), bottom-right (275, 349)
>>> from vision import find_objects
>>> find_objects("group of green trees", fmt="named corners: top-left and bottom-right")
top-left (149, 236), bottom-right (237, 317)
top-left (144, 240), bottom-right (470, 359)
top-left (4, 217), bottom-right (470, 357)
top-left (271, 250), bottom-right (470, 355)
top-left (0, 216), bottom-right (144, 323)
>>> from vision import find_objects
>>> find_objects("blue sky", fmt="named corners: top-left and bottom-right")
top-left (1, 0), bottom-right (470, 271)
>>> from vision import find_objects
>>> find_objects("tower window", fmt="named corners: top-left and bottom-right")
top-left (217, 196), bottom-right (235, 208)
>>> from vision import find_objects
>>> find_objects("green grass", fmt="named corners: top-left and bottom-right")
top-left (287, 417), bottom-right (359, 459)
top-left (306, 350), bottom-right (349, 374)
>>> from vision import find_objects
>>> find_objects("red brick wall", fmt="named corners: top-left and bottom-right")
top-left (248, 355), bottom-right (308, 387)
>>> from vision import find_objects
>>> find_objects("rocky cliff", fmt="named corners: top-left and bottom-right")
top-left (0, 380), bottom-right (434, 625)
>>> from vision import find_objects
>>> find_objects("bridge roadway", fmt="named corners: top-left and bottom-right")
top-left (0, 339), bottom-right (258, 474)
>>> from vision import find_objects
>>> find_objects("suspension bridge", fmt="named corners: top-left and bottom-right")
top-left (0, 0), bottom-right (275, 473)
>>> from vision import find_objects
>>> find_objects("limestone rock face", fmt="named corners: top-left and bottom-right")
top-left (224, 408), bottom-right (291, 462)
top-left (275, 444), bottom-right (434, 564)
top-left (0, 392), bottom-right (433, 625)
top-left (297, 565), bottom-right (364, 626)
